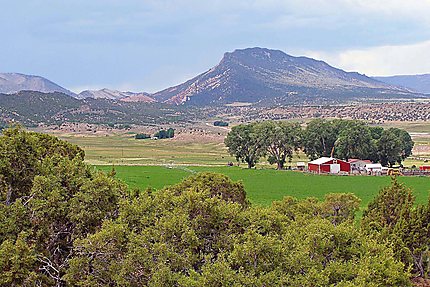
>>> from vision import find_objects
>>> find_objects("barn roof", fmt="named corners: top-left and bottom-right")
top-left (308, 157), bottom-right (333, 165)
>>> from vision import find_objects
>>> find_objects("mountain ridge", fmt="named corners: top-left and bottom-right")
top-left (151, 47), bottom-right (415, 106)
top-left (374, 74), bottom-right (430, 94)
top-left (77, 88), bottom-right (155, 102)
top-left (0, 73), bottom-right (76, 97)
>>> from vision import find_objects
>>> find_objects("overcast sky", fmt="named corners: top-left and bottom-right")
top-left (2, 0), bottom-right (430, 93)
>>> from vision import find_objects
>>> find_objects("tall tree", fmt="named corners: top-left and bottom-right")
top-left (391, 128), bottom-right (414, 163)
top-left (335, 121), bottom-right (374, 160)
top-left (256, 121), bottom-right (302, 170)
top-left (303, 119), bottom-right (339, 160)
top-left (224, 123), bottom-right (263, 168)
top-left (377, 129), bottom-right (403, 166)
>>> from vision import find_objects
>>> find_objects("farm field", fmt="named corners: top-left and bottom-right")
top-left (97, 165), bottom-right (430, 211)
top-left (50, 120), bottom-right (430, 168)
top-left (56, 133), bottom-right (236, 166)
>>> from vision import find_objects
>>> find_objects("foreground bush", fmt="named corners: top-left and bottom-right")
top-left (0, 127), bottom-right (414, 286)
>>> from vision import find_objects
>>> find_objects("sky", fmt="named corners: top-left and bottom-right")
top-left (1, 0), bottom-right (430, 93)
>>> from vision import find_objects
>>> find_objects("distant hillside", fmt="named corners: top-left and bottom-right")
top-left (151, 47), bottom-right (417, 106)
top-left (78, 89), bottom-right (155, 102)
top-left (0, 91), bottom-right (200, 126)
top-left (0, 73), bottom-right (76, 97)
top-left (120, 92), bottom-right (156, 103)
top-left (374, 74), bottom-right (430, 94)
top-left (0, 91), bottom-right (81, 125)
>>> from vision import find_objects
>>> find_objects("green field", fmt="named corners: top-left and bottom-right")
top-left (53, 120), bottom-right (430, 168)
top-left (97, 165), bottom-right (430, 211)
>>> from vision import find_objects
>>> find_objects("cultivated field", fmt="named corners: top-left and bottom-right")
top-left (97, 165), bottom-right (430, 212)
top-left (56, 132), bottom-right (235, 166)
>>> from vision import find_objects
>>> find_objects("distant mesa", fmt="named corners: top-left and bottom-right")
top-left (0, 72), bottom-right (76, 97)
top-left (373, 74), bottom-right (430, 94)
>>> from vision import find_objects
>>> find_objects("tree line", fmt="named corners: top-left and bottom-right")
top-left (225, 119), bottom-right (414, 169)
top-left (0, 127), bottom-right (428, 286)
top-left (135, 128), bottom-right (175, 140)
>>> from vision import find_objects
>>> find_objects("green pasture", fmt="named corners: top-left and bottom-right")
top-left (58, 134), bottom-right (235, 166)
top-left (97, 165), bottom-right (430, 210)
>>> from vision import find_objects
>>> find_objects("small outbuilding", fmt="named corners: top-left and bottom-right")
top-left (365, 163), bottom-right (384, 175)
top-left (308, 157), bottom-right (351, 174)
top-left (348, 159), bottom-right (372, 170)
top-left (420, 166), bottom-right (430, 171)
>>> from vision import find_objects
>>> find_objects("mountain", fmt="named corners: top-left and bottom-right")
top-left (78, 88), bottom-right (155, 102)
top-left (151, 47), bottom-right (416, 106)
top-left (0, 73), bottom-right (76, 97)
top-left (373, 74), bottom-right (430, 94)
top-left (78, 88), bottom-right (130, 100)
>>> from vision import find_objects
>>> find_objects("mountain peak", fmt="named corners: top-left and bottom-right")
top-left (0, 72), bottom-right (76, 97)
top-left (151, 47), bottom-right (413, 106)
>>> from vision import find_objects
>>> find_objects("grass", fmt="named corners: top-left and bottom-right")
top-left (97, 165), bottom-right (430, 211)
top-left (54, 121), bottom-right (430, 168)
top-left (57, 134), bottom-right (235, 166)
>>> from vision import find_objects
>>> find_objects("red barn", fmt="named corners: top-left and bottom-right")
top-left (420, 166), bottom-right (430, 171)
top-left (308, 157), bottom-right (351, 174)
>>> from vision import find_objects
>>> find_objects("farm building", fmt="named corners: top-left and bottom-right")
top-left (348, 159), bottom-right (372, 170)
top-left (308, 157), bottom-right (351, 174)
top-left (364, 163), bottom-right (386, 175)
top-left (420, 166), bottom-right (430, 171)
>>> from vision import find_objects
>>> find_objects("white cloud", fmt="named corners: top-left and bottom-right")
top-left (306, 40), bottom-right (430, 76)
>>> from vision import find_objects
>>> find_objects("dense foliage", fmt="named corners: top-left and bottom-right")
top-left (135, 133), bottom-right (151, 140)
top-left (214, 121), bottom-right (229, 127)
top-left (0, 127), bottom-right (425, 286)
top-left (362, 178), bottom-right (430, 278)
top-left (303, 119), bottom-right (413, 165)
top-left (225, 119), bottom-right (413, 168)
top-left (154, 128), bottom-right (175, 139)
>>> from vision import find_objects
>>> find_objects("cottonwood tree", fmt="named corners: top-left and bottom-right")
top-left (335, 121), bottom-right (374, 160)
top-left (224, 123), bottom-right (263, 168)
top-left (303, 119), bottom-right (339, 160)
top-left (256, 121), bottom-right (302, 170)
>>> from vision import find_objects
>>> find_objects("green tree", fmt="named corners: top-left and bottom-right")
top-left (321, 193), bottom-right (361, 226)
top-left (335, 121), bottom-right (374, 160)
top-left (377, 129), bottom-right (403, 166)
top-left (224, 123), bottom-right (263, 168)
top-left (167, 128), bottom-right (175, 138)
top-left (391, 128), bottom-right (414, 163)
top-left (0, 126), bottom-right (84, 205)
top-left (66, 173), bottom-right (411, 286)
top-left (303, 119), bottom-right (339, 160)
top-left (257, 121), bottom-right (302, 170)
top-left (361, 178), bottom-right (430, 278)
top-left (0, 127), bottom-right (126, 286)
top-left (0, 233), bottom-right (43, 286)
